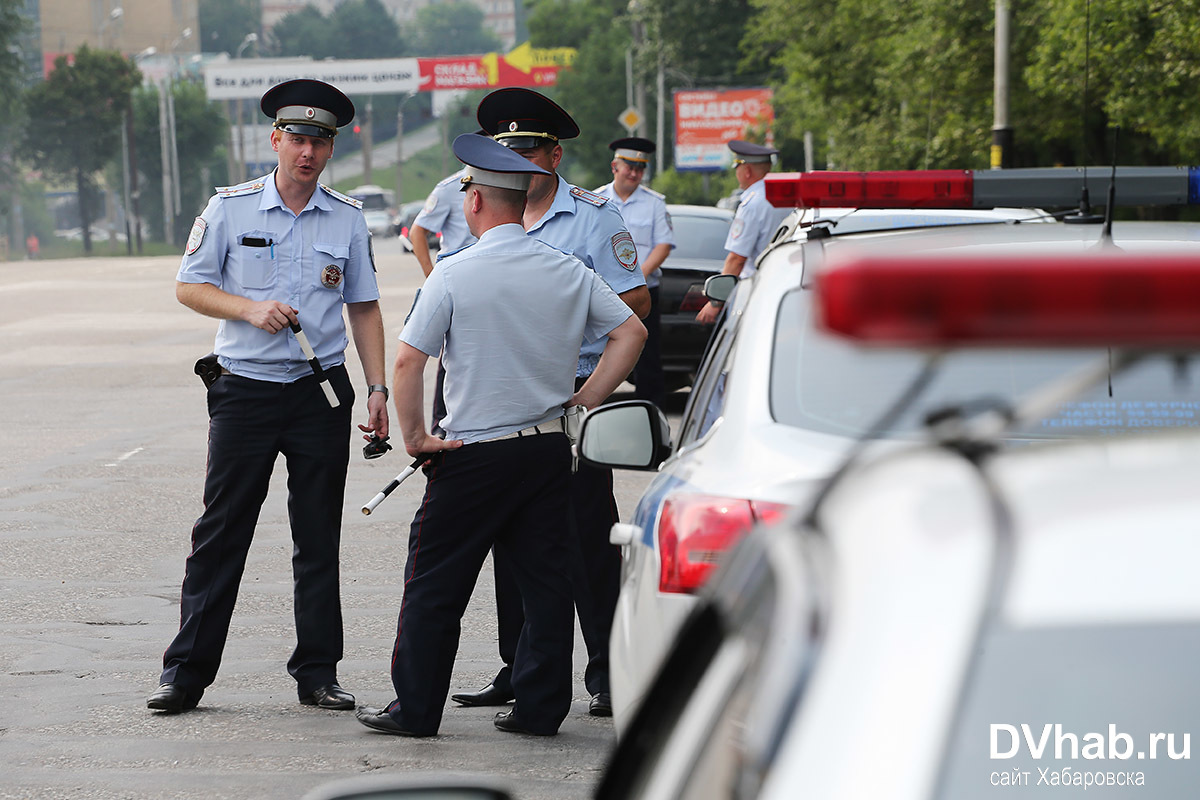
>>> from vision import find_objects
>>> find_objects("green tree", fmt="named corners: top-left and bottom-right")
top-left (1, 0), bottom-right (28, 226)
top-left (527, 0), bottom-right (629, 188)
top-left (1025, 0), bottom-right (1200, 165)
top-left (22, 46), bottom-right (141, 254)
top-left (132, 80), bottom-right (231, 244)
top-left (272, 0), bottom-right (403, 59)
top-left (198, 0), bottom-right (262, 55)
top-left (409, 0), bottom-right (499, 56)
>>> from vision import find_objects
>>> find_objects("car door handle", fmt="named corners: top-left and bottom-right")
top-left (610, 522), bottom-right (640, 546)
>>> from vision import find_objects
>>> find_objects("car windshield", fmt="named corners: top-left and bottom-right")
top-left (934, 622), bottom-right (1200, 797)
top-left (771, 288), bottom-right (1200, 439)
top-left (670, 212), bottom-right (732, 261)
top-left (355, 194), bottom-right (388, 210)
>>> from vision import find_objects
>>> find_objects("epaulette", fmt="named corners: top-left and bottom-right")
top-left (641, 185), bottom-right (666, 200)
top-left (321, 184), bottom-right (364, 209)
top-left (435, 171), bottom-right (463, 189)
top-left (570, 186), bottom-right (608, 207)
top-left (435, 243), bottom-right (474, 262)
top-left (216, 180), bottom-right (267, 198)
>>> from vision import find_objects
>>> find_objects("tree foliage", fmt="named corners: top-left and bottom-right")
top-left (132, 80), bottom-right (231, 244)
top-left (22, 46), bottom-right (141, 253)
top-left (272, 0), bottom-right (404, 59)
top-left (198, 0), bottom-right (262, 55)
top-left (527, 0), bottom-right (630, 188)
top-left (409, 1), bottom-right (500, 56)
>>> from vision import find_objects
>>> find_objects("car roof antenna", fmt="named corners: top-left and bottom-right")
top-left (1064, 0), bottom-right (1104, 225)
top-left (1099, 126), bottom-right (1120, 245)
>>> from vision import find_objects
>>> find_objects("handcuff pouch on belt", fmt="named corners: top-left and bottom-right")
top-left (194, 353), bottom-right (222, 389)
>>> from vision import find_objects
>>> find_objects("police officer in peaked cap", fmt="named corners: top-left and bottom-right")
top-left (595, 137), bottom-right (676, 410)
top-left (354, 134), bottom-right (645, 737)
top-left (696, 139), bottom-right (790, 324)
top-left (448, 88), bottom-right (648, 718)
top-left (150, 78), bottom-right (390, 715)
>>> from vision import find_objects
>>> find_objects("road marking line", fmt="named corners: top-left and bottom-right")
top-left (105, 447), bottom-right (144, 467)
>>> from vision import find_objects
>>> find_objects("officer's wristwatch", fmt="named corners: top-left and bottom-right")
top-left (367, 384), bottom-right (389, 401)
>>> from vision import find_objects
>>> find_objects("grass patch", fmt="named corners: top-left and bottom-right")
top-left (5, 236), bottom-right (183, 261)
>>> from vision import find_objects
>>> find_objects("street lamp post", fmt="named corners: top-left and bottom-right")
top-left (235, 33), bottom-right (258, 184)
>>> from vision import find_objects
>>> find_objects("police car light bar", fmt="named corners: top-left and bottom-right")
top-left (765, 167), bottom-right (1199, 209)
top-left (816, 252), bottom-right (1200, 347)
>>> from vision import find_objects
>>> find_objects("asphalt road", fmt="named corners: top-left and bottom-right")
top-left (0, 236), bottom-right (676, 800)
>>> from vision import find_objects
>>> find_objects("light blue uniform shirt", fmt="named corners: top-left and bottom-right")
top-left (412, 169), bottom-right (476, 254)
top-left (177, 170), bottom-right (379, 382)
top-left (400, 223), bottom-right (633, 444)
top-left (593, 182), bottom-right (676, 290)
top-left (528, 176), bottom-right (645, 377)
top-left (724, 176), bottom-right (790, 278)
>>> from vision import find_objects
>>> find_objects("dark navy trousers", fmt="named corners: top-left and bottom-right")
top-left (388, 433), bottom-right (574, 736)
top-left (160, 366), bottom-right (352, 699)
top-left (491, 375), bottom-right (621, 697)
top-left (632, 285), bottom-right (666, 409)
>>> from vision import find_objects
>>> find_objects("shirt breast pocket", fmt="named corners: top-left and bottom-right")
top-left (313, 242), bottom-right (350, 293)
top-left (234, 230), bottom-right (276, 291)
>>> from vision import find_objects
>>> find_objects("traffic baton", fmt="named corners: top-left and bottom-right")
top-left (290, 320), bottom-right (339, 408)
top-left (362, 456), bottom-right (425, 515)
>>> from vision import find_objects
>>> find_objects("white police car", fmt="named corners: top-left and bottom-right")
top-left (600, 196), bottom-right (1056, 732)
top-left (304, 171), bottom-right (1200, 799)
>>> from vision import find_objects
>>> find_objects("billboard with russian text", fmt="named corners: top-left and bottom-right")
top-left (674, 88), bottom-right (775, 172)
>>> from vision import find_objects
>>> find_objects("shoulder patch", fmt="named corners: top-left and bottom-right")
top-left (216, 181), bottom-right (267, 198)
top-left (423, 193), bottom-right (438, 214)
top-left (321, 184), bottom-right (364, 209)
top-left (611, 231), bottom-right (638, 271)
top-left (570, 186), bottom-right (608, 207)
top-left (185, 217), bottom-right (207, 255)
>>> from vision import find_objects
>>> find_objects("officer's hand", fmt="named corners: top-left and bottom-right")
top-left (361, 393), bottom-right (390, 440)
top-left (244, 301), bottom-right (299, 334)
top-left (404, 433), bottom-right (463, 458)
top-left (695, 301), bottom-right (721, 325)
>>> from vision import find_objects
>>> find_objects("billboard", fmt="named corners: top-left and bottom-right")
top-left (673, 88), bottom-right (775, 172)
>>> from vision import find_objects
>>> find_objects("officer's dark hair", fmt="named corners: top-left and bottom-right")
top-left (474, 184), bottom-right (528, 215)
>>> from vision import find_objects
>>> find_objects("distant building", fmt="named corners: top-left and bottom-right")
top-left (38, 0), bottom-right (199, 75)
top-left (15, 0), bottom-right (43, 82)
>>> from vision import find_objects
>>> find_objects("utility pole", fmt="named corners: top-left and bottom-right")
top-left (992, 0), bottom-right (1013, 169)
top-left (362, 100), bottom-right (373, 184)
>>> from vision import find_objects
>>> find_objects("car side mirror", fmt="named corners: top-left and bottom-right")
top-left (302, 774), bottom-right (516, 800)
top-left (577, 400), bottom-right (672, 470)
top-left (704, 274), bottom-right (737, 303)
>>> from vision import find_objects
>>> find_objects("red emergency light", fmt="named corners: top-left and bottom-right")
top-left (765, 167), bottom-right (1199, 209)
top-left (766, 170), bottom-right (974, 209)
top-left (816, 252), bottom-right (1200, 347)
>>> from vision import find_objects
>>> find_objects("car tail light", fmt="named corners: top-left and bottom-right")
top-left (678, 283), bottom-right (710, 312)
top-left (817, 251), bottom-right (1200, 347)
top-left (658, 494), bottom-right (790, 593)
top-left (400, 225), bottom-right (410, 237)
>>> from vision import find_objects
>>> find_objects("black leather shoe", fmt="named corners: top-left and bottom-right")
top-left (300, 683), bottom-right (355, 710)
top-left (450, 681), bottom-right (514, 707)
top-left (493, 710), bottom-right (555, 736)
top-left (147, 683), bottom-right (200, 713)
top-left (589, 692), bottom-right (613, 717)
top-left (355, 706), bottom-right (430, 737)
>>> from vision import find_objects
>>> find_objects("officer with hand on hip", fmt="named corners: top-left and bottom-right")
top-left (595, 137), bottom-right (676, 409)
top-left (449, 88), bottom-right (648, 719)
top-left (149, 79), bottom-right (389, 715)
top-left (696, 139), bottom-right (789, 324)
top-left (355, 134), bottom-right (645, 738)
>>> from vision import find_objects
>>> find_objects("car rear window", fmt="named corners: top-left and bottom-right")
top-left (934, 622), bottom-right (1200, 797)
top-left (671, 213), bottom-right (733, 260)
top-left (770, 288), bottom-right (1200, 439)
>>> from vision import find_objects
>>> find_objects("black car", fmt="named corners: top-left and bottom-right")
top-left (657, 204), bottom-right (735, 391)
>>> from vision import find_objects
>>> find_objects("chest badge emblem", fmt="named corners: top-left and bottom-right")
top-left (321, 264), bottom-right (343, 289)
